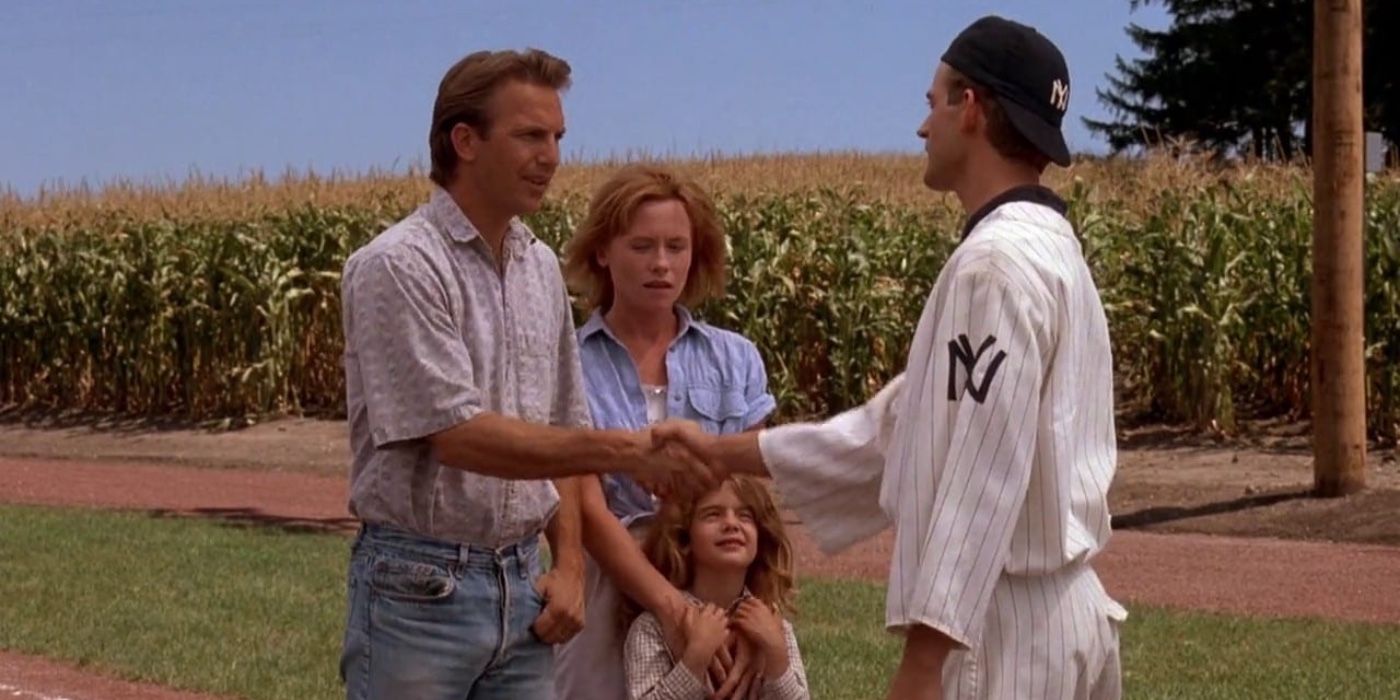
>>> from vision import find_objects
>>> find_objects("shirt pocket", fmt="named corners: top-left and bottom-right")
top-left (514, 307), bottom-right (560, 422)
top-left (686, 384), bottom-right (749, 434)
top-left (515, 304), bottom-right (559, 361)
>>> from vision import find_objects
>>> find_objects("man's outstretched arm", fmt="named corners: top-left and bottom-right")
top-left (650, 422), bottom-right (768, 477)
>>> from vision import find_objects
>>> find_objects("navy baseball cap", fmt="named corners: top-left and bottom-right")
top-left (941, 16), bottom-right (1073, 167)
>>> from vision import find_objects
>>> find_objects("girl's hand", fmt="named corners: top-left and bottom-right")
top-left (730, 598), bottom-right (789, 678)
top-left (680, 603), bottom-right (730, 679)
top-left (714, 632), bottom-right (763, 699)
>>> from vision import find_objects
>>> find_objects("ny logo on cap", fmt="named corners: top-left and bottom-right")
top-left (1050, 79), bottom-right (1070, 112)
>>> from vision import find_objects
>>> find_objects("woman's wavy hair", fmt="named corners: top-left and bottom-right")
top-left (562, 164), bottom-right (727, 313)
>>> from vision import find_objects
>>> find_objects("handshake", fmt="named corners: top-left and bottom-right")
top-left (625, 419), bottom-right (734, 498)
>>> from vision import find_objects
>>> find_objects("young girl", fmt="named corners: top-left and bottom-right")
top-left (624, 475), bottom-right (810, 700)
top-left (553, 165), bottom-right (777, 699)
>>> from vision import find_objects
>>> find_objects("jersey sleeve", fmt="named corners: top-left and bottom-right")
top-left (759, 373), bottom-right (906, 553)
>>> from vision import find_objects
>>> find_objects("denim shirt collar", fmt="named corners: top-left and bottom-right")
top-left (579, 305), bottom-right (708, 347)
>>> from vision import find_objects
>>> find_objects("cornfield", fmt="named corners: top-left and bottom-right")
top-left (1, 154), bottom-right (1397, 444)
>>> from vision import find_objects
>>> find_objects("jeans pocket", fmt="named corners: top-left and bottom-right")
top-left (369, 555), bottom-right (457, 603)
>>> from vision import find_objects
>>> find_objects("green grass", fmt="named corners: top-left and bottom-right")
top-left (1120, 607), bottom-right (1400, 699)
top-left (792, 574), bottom-right (901, 698)
top-left (2, 504), bottom-right (1399, 699)
top-left (0, 505), bottom-right (348, 699)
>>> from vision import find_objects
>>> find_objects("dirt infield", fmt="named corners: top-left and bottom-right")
top-left (0, 650), bottom-right (226, 700)
top-left (4, 414), bottom-right (1396, 545)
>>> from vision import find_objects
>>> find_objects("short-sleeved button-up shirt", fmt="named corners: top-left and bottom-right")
top-left (577, 307), bottom-right (776, 527)
top-left (340, 186), bottom-right (592, 547)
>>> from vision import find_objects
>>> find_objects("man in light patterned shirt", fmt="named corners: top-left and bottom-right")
top-left (338, 49), bottom-right (713, 700)
top-left (655, 17), bottom-right (1127, 700)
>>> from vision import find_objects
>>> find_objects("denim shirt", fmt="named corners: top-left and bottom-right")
top-left (577, 307), bottom-right (777, 526)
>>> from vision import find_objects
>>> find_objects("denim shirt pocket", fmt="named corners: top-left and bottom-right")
top-left (686, 384), bottom-right (748, 433)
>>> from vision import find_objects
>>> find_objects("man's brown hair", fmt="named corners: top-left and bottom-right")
top-left (429, 49), bottom-right (572, 186)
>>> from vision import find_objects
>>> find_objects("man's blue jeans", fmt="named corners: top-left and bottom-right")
top-left (340, 523), bottom-right (552, 699)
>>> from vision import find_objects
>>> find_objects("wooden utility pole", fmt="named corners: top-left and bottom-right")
top-left (1311, 0), bottom-right (1367, 496)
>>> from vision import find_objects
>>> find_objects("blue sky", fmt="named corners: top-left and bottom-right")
top-left (1, 0), bottom-right (1169, 195)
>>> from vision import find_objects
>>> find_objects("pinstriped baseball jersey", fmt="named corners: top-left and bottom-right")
top-left (761, 188), bottom-right (1126, 699)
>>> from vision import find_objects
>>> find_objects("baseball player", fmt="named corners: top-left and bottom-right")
top-left (654, 16), bottom-right (1127, 700)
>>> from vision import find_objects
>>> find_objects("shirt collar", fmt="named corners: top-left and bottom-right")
top-left (682, 588), bottom-right (754, 615)
top-left (959, 184), bottom-right (1067, 240)
top-left (579, 305), bottom-right (706, 344)
top-left (675, 305), bottom-right (700, 338)
top-left (426, 185), bottom-right (536, 252)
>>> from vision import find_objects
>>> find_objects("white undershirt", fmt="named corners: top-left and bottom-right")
top-left (641, 383), bottom-right (668, 425)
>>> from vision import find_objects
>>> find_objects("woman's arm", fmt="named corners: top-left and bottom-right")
top-left (581, 477), bottom-right (688, 629)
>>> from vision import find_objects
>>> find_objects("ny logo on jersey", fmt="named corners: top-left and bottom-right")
top-left (947, 334), bottom-right (1007, 403)
top-left (1050, 79), bottom-right (1070, 112)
